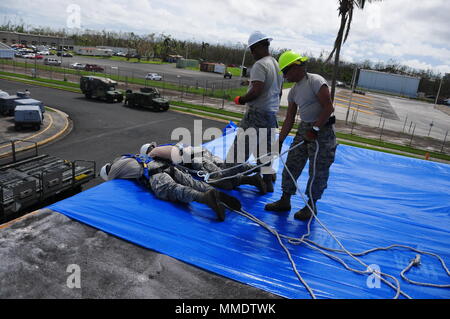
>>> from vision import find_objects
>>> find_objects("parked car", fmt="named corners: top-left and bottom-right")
top-left (84, 64), bottom-right (104, 72)
top-left (56, 51), bottom-right (73, 57)
top-left (70, 63), bottom-right (85, 70)
top-left (23, 53), bottom-right (35, 59)
top-left (37, 51), bottom-right (51, 56)
top-left (44, 57), bottom-right (62, 66)
top-left (0, 90), bottom-right (9, 98)
top-left (145, 73), bottom-right (162, 81)
top-left (224, 72), bottom-right (232, 79)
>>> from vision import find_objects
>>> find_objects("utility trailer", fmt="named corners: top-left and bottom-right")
top-left (0, 141), bottom-right (96, 223)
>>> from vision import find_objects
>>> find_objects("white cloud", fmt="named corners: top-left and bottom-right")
top-left (0, 0), bottom-right (449, 74)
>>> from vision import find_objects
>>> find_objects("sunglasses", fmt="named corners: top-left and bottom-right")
top-left (282, 61), bottom-right (302, 75)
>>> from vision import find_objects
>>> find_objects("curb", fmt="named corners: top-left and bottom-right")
top-left (0, 106), bottom-right (71, 159)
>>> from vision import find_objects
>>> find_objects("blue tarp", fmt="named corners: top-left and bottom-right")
top-left (48, 130), bottom-right (450, 299)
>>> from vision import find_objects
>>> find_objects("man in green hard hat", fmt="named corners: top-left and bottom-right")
top-left (265, 50), bottom-right (337, 221)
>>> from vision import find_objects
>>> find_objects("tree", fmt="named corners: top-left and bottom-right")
top-left (201, 41), bottom-right (209, 60)
top-left (326, 0), bottom-right (379, 101)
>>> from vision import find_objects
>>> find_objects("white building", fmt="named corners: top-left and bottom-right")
top-left (74, 46), bottom-right (113, 57)
top-left (358, 69), bottom-right (421, 98)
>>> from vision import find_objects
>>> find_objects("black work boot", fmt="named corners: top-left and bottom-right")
top-left (265, 193), bottom-right (291, 212)
top-left (294, 199), bottom-right (317, 221)
top-left (262, 174), bottom-right (274, 193)
top-left (238, 174), bottom-right (267, 194)
top-left (217, 191), bottom-right (242, 211)
top-left (197, 189), bottom-right (225, 221)
top-left (209, 179), bottom-right (234, 190)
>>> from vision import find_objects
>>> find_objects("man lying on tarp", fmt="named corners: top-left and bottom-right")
top-left (100, 146), bottom-right (242, 222)
top-left (139, 142), bottom-right (267, 194)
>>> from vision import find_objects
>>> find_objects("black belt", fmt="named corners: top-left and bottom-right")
top-left (325, 115), bottom-right (336, 126)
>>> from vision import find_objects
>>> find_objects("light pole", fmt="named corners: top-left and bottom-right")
top-left (434, 76), bottom-right (443, 108)
top-left (345, 66), bottom-right (358, 124)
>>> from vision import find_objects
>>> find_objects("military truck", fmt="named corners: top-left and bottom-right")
top-left (80, 76), bottom-right (124, 103)
top-left (0, 92), bottom-right (28, 116)
top-left (124, 87), bottom-right (170, 112)
top-left (0, 142), bottom-right (96, 223)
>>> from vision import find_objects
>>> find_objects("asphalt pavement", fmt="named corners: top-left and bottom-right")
top-left (29, 55), bottom-right (243, 89)
top-left (0, 78), bottom-right (232, 189)
top-left (0, 78), bottom-right (281, 299)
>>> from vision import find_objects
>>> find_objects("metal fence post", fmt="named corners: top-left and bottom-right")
top-left (409, 123), bottom-right (416, 146)
top-left (379, 119), bottom-right (385, 141)
top-left (441, 130), bottom-right (448, 153)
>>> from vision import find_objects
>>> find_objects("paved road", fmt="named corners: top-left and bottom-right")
top-left (0, 79), bottom-right (230, 189)
top-left (0, 78), bottom-right (278, 298)
top-left (20, 55), bottom-right (243, 89)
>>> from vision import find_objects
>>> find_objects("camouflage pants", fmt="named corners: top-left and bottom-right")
top-left (185, 148), bottom-right (256, 188)
top-left (148, 167), bottom-right (213, 204)
top-left (281, 121), bottom-right (337, 201)
top-left (225, 107), bottom-right (278, 176)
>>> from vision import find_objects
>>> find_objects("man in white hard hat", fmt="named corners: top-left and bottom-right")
top-left (226, 31), bottom-right (283, 192)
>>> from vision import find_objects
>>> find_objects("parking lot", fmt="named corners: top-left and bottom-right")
top-left (281, 87), bottom-right (450, 141)
top-left (13, 54), bottom-right (243, 89)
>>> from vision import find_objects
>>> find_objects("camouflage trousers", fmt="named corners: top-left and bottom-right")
top-left (148, 166), bottom-right (213, 204)
top-left (281, 121), bottom-right (337, 201)
top-left (186, 148), bottom-right (256, 187)
top-left (225, 107), bottom-right (278, 176)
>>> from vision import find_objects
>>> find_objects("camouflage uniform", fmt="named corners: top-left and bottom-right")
top-left (225, 107), bottom-right (278, 175)
top-left (144, 159), bottom-right (213, 204)
top-left (281, 121), bottom-right (337, 201)
top-left (185, 147), bottom-right (256, 187)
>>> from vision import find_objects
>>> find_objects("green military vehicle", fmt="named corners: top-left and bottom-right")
top-left (80, 76), bottom-right (124, 103)
top-left (124, 87), bottom-right (170, 112)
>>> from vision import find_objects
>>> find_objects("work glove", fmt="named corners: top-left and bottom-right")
top-left (303, 129), bottom-right (318, 143)
top-left (234, 96), bottom-right (245, 105)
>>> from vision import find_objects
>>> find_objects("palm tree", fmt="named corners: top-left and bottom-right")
top-left (326, 0), bottom-right (379, 101)
top-left (201, 42), bottom-right (209, 60)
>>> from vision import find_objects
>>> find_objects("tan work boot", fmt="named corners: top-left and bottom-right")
top-left (264, 193), bottom-right (291, 212)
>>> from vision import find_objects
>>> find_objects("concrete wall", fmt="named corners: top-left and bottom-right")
top-left (358, 69), bottom-right (420, 97)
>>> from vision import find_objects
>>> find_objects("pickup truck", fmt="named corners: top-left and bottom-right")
top-left (84, 64), bottom-right (104, 72)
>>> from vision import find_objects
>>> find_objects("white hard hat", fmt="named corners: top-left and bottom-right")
top-left (140, 142), bottom-right (157, 157)
top-left (100, 163), bottom-right (111, 181)
top-left (247, 31), bottom-right (272, 48)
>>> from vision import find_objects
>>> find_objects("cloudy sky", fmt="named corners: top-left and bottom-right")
top-left (1, 0), bottom-right (449, 74)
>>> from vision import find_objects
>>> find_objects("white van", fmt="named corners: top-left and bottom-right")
top-left (44, 58), bottom-right (61, 66)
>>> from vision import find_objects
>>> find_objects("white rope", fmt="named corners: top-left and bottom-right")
top-left (198, 140), bottom-right (306, 184)
top-left (213, 138), bottom-right (449, 298)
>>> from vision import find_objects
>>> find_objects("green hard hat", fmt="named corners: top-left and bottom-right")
top-left (278, 50), bottom-right (308, 71)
